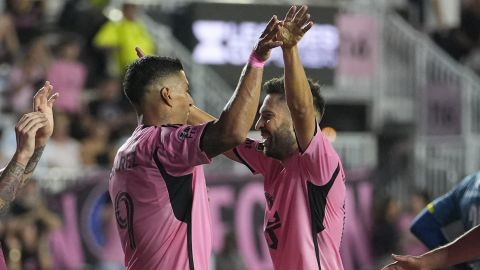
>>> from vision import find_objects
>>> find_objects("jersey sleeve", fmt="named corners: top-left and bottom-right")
top-left (409, 176), bottom-right (473, 249)
top-left (410, 208), bottom-right (449, 249)
top-left (427, 190), bottom-right (461, 226)
top-left (426, 174), bottom-right (473, 226)
top-left (155, 123), bottom-right (212, 176)
top-left (233, 138), bottom-right (273, 175)
top-left (299, 123), bottom-right (344, 186)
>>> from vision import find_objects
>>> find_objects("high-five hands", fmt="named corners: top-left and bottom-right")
top-left (252, 15), bottom-right (283, 61)
top-left (278, 5), bottom-right (314, 48)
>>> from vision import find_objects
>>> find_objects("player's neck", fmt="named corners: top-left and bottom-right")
top-left (280, 150), bottom-right (297, 164)
top-left (274, 145), bottom-right (298, 165)
top-left (139, 109), bottom-right (184, 126)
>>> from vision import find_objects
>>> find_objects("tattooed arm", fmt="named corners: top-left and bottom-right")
top-left (0, 81), bottom-right (58, 214)
top-left (0, 113), bottom-right (48, 215)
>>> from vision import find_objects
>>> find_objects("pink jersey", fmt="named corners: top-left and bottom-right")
top-left (0, 245), bottom-right (6, 270)
top-left (109, 123), bottom-right (213, 270)
top-left (234, 125), bottom-right (346, 270)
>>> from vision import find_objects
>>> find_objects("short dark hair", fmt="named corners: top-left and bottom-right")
top-left (263, 77), bottom-right (325, 117)
top-left (123, 56), bottom-right (184, 106)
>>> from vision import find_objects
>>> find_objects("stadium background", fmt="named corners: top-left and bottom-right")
top-left (0, 0), bottom-right (479, 269)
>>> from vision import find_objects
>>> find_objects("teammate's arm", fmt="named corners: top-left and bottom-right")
top-left (199, 16), bottom-right (282, 158)
top-left (0, 112), bottom-right (48, 215)
top-left (382, 225), bottom-right (480, 270)
top-left (280, 5), bottom-right (315, 152)
top-left (0, 82), bottom-right (58, 215)
top-left (21, 81), bottom-right (59, 185)
top-left (187, 105), bottom-right (241, 162)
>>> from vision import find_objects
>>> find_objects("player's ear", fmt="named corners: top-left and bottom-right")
top-left (160, 87), bottom-right (173, 107)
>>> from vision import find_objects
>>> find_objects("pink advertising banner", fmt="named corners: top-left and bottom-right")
top-left (336, 14), bottom-right (377, 77)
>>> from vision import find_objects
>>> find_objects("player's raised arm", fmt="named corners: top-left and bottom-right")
top-left (22, 81), bottom-right (59, 185)
top-left (0, 82), bottom-right (58, 215)
top-left (279, 5), bottom-right (315, 152)
top-left (200, 15), bottom-right (282, 158)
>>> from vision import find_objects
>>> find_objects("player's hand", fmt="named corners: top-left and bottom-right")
top-left (277, 5), bottom-right (313, 48)
top-left (252, 15), bottom-right (283, 62)
top-left (15, 112), bottom-right (48, 162)
top-left (33, 81), bottom-right (59, 146)
top-left (382, 254), bottom-right (427, 270)
top-left (135, 47), bottom-right (146, 58)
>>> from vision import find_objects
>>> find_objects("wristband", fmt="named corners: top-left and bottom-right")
top-left (249, 52), bottom-right (265, 68)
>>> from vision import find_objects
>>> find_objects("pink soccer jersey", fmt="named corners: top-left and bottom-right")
top-left (234, 124), bottom-right (346, 270)
top-left (0, 245), bottom-right (6, 270)
top-left (109, 123), bottom-right (213, 270)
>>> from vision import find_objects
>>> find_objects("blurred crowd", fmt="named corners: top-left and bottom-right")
top-left (397, 0), bottom-right (480, 74)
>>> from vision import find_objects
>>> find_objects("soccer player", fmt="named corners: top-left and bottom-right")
top-left (188, 5), bottom-right (346, 270)
top-left (408, 172), bottom-right (480, 269)
top-left (382, 225), bottom-right (480, 270)
top-left (0, 81), bottom-right (59, 268)
top-left (109, 16), bottom-right (283, 269)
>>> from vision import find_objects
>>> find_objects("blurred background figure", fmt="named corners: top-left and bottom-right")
top-left (0, 12), bottom-right (19, 64)
top-left (47, 33), bottom-right (87, 114)
top-left (2, 181), bottom-right (62, 270)
top-left (6, 37), bottom-right (51, 113)
top-left (93, 1), bottom-right (155, 76)
top-left (372, 196), bottom-right (402, 268)
top-left (40, 112), bottom-right (81, 169)
top-left (398, 190), bottom-right (430, 256)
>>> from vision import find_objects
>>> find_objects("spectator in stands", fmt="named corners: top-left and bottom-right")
top-left (7, 37), bottom-right (51, 113)
top-left (431, 0), bottom-right (480, 61)
top-left (93, 1), bottom-right (156, 76)
top-left (398, 190), bottom-right (430, 256)
top-left (5, 0), bottom-right (45, 44)
top-left (88, 76), bottom-right (129, 126)
top-left (57, 0), bottom-right (108, 86)
top-left (3, 181), bottom-right (62, 270)
top-left (0, 13), bottom-right (20, 111)
top-left (47, 33), bottom-right (87, 114)
top-left (0, 13), bottom-right (20, 64)
top-left (80, 122), bottom-right (112, 168)
top-left (87, 76), bottom-right (136, 147)
top-left (40, 112), bottom-right (81, 168)
top-left (372, 196), bottom-right (402, 268)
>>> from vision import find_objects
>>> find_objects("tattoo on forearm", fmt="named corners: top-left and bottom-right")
top-left (0, 160), bottom-right (26, 213)
top-left (24, 146), bottom-right (45, 174)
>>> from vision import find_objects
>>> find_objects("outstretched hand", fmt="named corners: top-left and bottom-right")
top-left (252, 15), bottom-right (283, 62)
top-left (382, 254), bottom-right (426, 270)
top-left (33, 81), bottom-right (59, 145)
top-left (277, 5), bottom-right (313, 48)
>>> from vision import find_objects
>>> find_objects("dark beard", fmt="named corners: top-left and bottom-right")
top-left (264, 124), bottom-right (296, 160)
